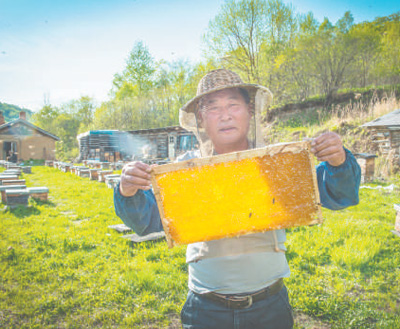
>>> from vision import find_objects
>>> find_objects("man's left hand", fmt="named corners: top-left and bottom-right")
top-left (310, 132), bottom-right (346, 167)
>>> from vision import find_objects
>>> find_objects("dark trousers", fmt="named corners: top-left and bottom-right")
top-left (181, 285), bottom-right (294, 329)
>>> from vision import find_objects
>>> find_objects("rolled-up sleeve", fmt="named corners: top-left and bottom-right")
top-left (114, 183), bottom-right (163, 235)
top-left (316, 148), bottom-right (361, 210)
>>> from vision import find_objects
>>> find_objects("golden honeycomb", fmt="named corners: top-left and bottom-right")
top-left (151, 142), bottom-right (321, 247)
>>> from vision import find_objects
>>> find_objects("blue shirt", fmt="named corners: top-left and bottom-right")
top-left (114, 148), bottom-right (361, 294)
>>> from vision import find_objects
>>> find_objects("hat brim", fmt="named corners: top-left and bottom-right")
top-left (180, 83), bottom-right (273, 113)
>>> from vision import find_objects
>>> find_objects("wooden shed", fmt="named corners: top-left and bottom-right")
top-left (0, 111), bottom-right (59, 162)
top-left (362, 109), bottom-right (400, 159)
top-left (127, 126), bottom-right (198, 161)
top-left (77, 126), bottom-right (198, 162)
top-left (77, 130), bottom-right (126, 162)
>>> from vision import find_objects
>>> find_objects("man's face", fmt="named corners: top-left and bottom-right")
top-left (199, 88), bottom-right (251, 154)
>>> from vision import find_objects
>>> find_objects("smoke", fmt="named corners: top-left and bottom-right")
top-left (112, 131), bottom-right (155, 160)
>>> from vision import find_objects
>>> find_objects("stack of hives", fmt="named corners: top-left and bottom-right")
top-left (52, 160), bottom-right (121, 189)
top-left (0, 165), bottom-right (49, 208)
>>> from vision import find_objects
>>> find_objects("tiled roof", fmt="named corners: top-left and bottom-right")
top-left (362, 108), bottom-right (400, 128)
top-left (0, 118), bottom-right (60, 140)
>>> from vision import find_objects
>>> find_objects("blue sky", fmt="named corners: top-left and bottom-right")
top-left (1, 0), bottom-right (399, 112)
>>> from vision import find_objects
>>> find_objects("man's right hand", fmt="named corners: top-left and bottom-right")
top-left (119, 161), bottom-right (152, 197)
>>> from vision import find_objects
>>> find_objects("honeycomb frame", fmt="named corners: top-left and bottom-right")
top-left (151, 141), bottom-right (322, 248)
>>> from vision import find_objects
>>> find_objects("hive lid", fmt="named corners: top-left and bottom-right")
top-left (0, 175), bottom-right (18, 179)
top-left (6, 189), bottom-right (29, 195)
top-left (105, 174), bottom-right (120, 179)
top-left (151, 141), bottom-right (322, 248)
top-left (27, 187), bottom-right (49, 193)
top-left (354, 153), bottom-right (378, 159)
top-left (0, 185), bottom-right (27, 191)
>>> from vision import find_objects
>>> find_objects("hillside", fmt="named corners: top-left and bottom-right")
top-left (263, 86), bottom-right (400, 177)
top-left (0, 102), bottom-right (33, 122)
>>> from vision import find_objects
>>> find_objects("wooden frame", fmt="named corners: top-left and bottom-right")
top-left (150, 141), bottom-right (322, 248)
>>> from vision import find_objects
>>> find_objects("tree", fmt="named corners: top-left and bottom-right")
top-left (32, 105), bottom-right (60, 135)
top-left (204, 0), bottom-right (298, 100)
top-left (204, 0), bottom-right (268, 82)
top-left (53, 112), bottom-right (80, 161)
top-left (374, 14), bottom-right (400, 85)
top-left (293, 12), bottom-right (359, 99)
top-left (66, 96), bottom-right (96, 133)
top-left (117, 40), bottom-right (156, 97)
top-left (347, 22), bottom-right (380, 87)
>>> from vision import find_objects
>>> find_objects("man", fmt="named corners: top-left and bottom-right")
top-left (114, 69), bottom-right (361, 329)
top-left (9, 152), bottom-right (18, 163)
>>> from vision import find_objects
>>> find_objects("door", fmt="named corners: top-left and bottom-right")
top-left (3, 141), bottom-right (17, 160)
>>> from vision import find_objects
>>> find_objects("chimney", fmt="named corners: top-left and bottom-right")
top-left (19, 111), bottom-right (26, 120)
top-left (0, 111), bottom-right (5, 125)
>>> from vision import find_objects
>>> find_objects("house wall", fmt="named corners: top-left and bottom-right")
top-left (0, 135), bottom-right (56, 161)
top-left (371, 128), bottom-right (400, 156)
top-left (390, 131), bottom-right (400, 156)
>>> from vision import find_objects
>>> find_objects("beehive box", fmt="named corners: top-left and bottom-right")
top-left (101, 162), bottom-right (110, 169)
top-left (75, 167), bottom-right (89, 176)
top-left (3, 170), bottom-right (21, 177)
top-left (0, 185), bottom-right (27, 203)
top-left (151, 141), bottom-right (322, 248)
top-left (22, 166), bottom-right (32, 174)
top-left (98, 170), bottom-right (113, 182)
top-left (3, 179), bottom-right (26, 186)
top-left (79, 169), bottom-right (90, 178)
top-left (28, 187), bottom-right (49, 201)
top-left (0, 175), bottom-right (18, 185)
top-left (105, 174), bottom-right (121, 188)
top-left (89, 169), bottom-right (100, 180)
top-left (5, 189), bottom-right (29, 207)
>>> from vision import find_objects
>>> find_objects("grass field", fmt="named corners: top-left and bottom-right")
top-left (1, 166), bottom-right (400, 328)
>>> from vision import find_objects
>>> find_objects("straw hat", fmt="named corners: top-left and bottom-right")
top-left (180, 69), bottom-right (273, 113)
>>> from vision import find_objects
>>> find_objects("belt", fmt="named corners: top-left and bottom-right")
top-left (198, 278), bottom-right (284, 309)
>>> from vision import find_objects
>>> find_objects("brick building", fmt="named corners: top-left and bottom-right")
top-left (0, 111), bottom-right (59, 161)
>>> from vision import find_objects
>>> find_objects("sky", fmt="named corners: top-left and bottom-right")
top-left (1, 0), bottom-right (399, 112)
